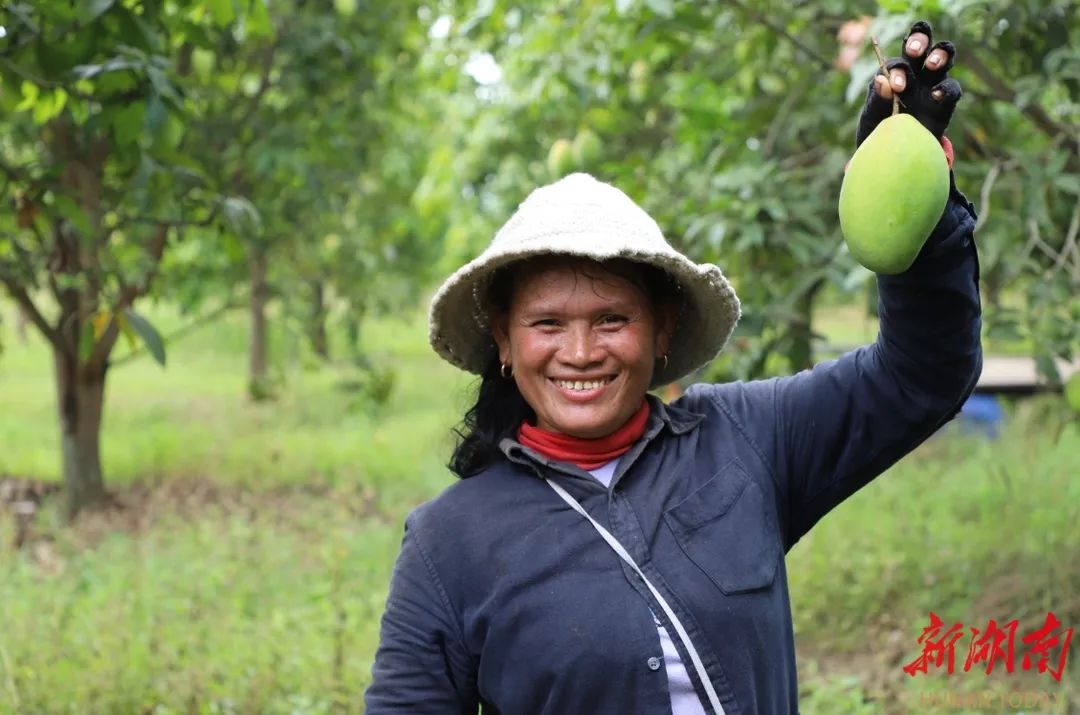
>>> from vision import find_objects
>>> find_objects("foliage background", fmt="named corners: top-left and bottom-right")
top-left (1, 0), bottom-right (1078, 712)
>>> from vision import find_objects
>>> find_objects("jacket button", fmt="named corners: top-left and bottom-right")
top-left (647, 656), bottom-right (662, 671)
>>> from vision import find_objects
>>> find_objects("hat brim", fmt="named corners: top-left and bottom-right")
top-left (428, 232), bottom-right (740, 388)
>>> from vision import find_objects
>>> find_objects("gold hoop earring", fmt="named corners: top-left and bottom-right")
top-left (500, 362), bottom-right (513, 379)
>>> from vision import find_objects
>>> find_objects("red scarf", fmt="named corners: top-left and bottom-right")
top-left (517, 401), bottom-right (650, 470)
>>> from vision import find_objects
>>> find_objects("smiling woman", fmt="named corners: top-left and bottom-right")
top-left (365, 22), bottom-right (983, 715)
top-left (489, 256), bottom-right (675, 439)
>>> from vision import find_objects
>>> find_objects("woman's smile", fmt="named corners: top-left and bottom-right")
top-left (549, 374), bottom-right (616, 400)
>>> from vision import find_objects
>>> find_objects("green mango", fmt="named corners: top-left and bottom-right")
top-left (547, 138), bottom-right (575, 178)
top-left (839, 114), bottom-right (950, 274)
top-left (571, 128), bottom-right (602, 167)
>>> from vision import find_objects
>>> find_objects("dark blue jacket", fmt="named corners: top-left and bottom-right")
top-left (365, 196), bottom-right (982, 714)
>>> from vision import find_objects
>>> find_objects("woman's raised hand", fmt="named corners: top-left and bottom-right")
top-left (856, 21), bottom-right (963, 147)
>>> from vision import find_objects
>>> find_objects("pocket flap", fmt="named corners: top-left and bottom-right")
top-left (663, 459), bottom-right (779, 595)
top-left (664, 460), bottom-right (750, 530)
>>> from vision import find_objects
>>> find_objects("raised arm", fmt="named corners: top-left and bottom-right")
top-left (774, 195), bottom-right (979, 547)
top-left (705, 22), bottom-right (982, 550)
top-left (781, 21), bottom-right (980, 546)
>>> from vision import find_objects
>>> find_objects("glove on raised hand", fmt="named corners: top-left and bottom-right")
top-left (856, 21), bottom-right (963, 149)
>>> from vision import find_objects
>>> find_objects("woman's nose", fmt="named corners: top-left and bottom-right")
top-left (559, 324), bottom-right (603, 366)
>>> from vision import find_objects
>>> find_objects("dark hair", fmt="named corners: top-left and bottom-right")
top-left (448, 256), bottom-right (677, 478)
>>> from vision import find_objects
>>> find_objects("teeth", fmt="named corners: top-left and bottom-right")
top-left (555, 379), bottom-right (608, 391)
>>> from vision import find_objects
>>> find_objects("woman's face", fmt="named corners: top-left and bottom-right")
top-left (492, 259), bottom-right (672, 439)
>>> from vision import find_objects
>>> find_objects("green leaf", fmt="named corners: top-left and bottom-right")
top-left (144, 94), bottom-right (167, 135)
top-left (247, 0), bottom-right (273, 37)
top-left (1055, 174), bottom-right (1080, 196)
top-left (31, 89), bottom-right (68, 124)
top-left (115, 7), bottom-right (158, 53)
top-left (222, 196), bottom-right (263, 237)
top-left (15, 81), bottom-right (39, 112)
top-left (52, 196), bottom-right (94, 237)
top-left (146, 66), bottom-right (181, 103)
top-left (205, 0), bottom-right (237, 28)
top-left (82, 0), bottom-right (116, 23)
top-left (123, 308), bottom-right (167, 366)
top-left (111, 101), bottom-right (146, 146)
top-left (115, 312), bottom-right (139, 351)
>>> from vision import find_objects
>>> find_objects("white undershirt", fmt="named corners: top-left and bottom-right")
top-left (587, 460), bottom-right (707, 715)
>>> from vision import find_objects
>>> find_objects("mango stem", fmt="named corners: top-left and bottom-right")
top-left (871, 35), bottom-right (900, 116)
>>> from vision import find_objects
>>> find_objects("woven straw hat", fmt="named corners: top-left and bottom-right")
top-left (428, 173), bottom-right (741, 387)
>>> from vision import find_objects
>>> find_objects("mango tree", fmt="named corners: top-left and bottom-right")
top-left (0, 0), bottom-right (266, 515)
top-left (176, 0), bottom-right (439, 395)
top-left (423, 0), bottom-right (1078, 381)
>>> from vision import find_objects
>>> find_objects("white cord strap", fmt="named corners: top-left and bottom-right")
top-left (545, 478), bottom-right (727, 715)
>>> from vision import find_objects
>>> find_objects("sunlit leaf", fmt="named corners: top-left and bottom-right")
top-left (205, 0), bottom-right (237, 27)
top-left (116, 311), bottom-right (139, 351)
top-left (15, 81), bottom-right (39, 112)
top-left (248, 0), bottom-right (274, 36)
top-left (91, 311), bottom-right (112, 340)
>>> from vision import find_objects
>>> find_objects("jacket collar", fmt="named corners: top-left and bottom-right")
top-left (499, 394), bottom-right (705, 481)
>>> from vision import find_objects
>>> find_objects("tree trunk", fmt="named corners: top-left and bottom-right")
top-left (787, 279), bottom-right (824, 372)
top-left (54, 348), bottom-right (108, 517)
top-left (344, 313), bottom-right (360, 361)
top-left (15, 305), bottom-right (29, 343)
top-left (344, 299), bottom-right (365, 363)
top-left (248, 246), bottom-right (271, 400)
top-left (308, 279), bottom-right (329, 361)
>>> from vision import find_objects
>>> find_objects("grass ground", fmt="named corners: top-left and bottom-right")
top-left (0, 299), bottom-right (1077, 714)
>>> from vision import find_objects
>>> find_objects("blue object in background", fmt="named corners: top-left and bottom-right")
top-left (958, 394), bottom-right (1004, 439)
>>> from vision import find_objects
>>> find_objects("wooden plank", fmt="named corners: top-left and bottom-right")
top-left (975, 356), bottom-right (1079, 394)
top-left (816, 346), bottom-right (1078, 395)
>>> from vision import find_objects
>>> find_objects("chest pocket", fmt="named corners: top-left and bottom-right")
top-left (663, 459), bottom-right (780, 595)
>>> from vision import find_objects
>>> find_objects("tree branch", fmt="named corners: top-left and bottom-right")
top-left (116, 212), bottom-right (219, 230)
top-left (84, 232), bottom-right (161, 374)
top-left (762, 82), bottom-right (809, 158)
top-left (235, 44), bottom-right (278, 129)
top-left (83, 224), bottom-right (170, 374)
top-left (116, 224), bottom-right (170, 308)
top-left (1026, 217), bottom-right (1060, 264)
top-left (0, 279), bottom-right (58, 348)
top-left (1, 230), bottom-right (38, 280)
top-left (1053, 199), bottom-right (1080, 276)
top-left (108, 299), bottom-right (241, 369)
top-left (963, 49), bottom-right (1080, 162)
top-left (0, 57), bottom-right (93, 99)
top-left (84, 316), bottom-right (121, 378)
top-left (717, 0), bottom-right (834, 72)
top-left (974, 161), bottom-right (1004, 234)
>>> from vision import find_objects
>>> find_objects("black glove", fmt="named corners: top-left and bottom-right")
top-left (856, 21), bottom-right (963, 147)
